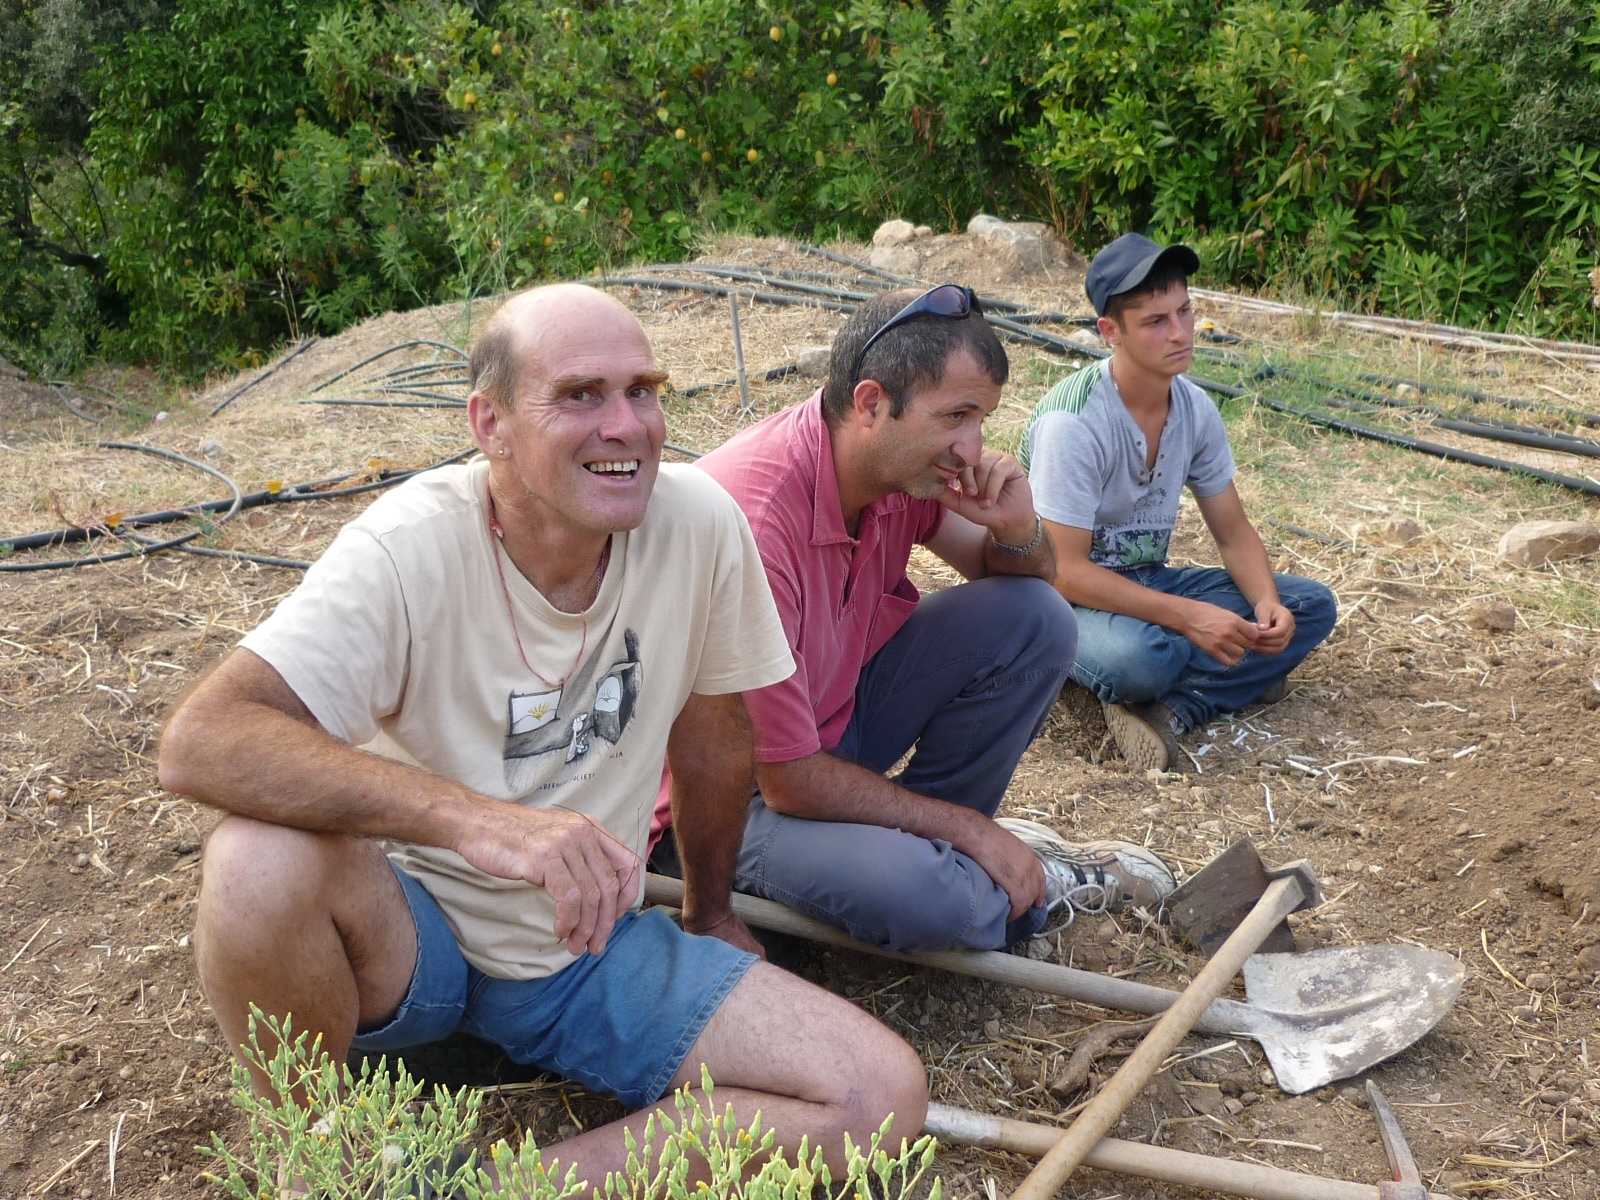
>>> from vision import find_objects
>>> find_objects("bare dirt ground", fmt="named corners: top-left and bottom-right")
top-left (0, 235), bottom-right (1597, 1200)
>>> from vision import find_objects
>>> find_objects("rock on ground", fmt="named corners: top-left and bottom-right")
top-left (1498, 520), bottom-right (1600, 567)
top-left (795, 345), bottom-right (832, 379)
top-left (1465, 599), bottom-right (1517, 632)
top-left (872, 219), bottom-right (917, 248)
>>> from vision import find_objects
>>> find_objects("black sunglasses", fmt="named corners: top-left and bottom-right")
top-left (850, 284), bottom-right (982, 383)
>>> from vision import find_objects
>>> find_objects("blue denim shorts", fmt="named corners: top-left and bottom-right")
top-left (350, 862), bottom-right (757, 1108)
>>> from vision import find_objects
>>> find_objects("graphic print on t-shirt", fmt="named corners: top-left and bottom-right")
top-left (503, 628), bottom-right (642, 791)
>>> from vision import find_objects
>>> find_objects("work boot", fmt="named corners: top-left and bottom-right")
top-left (996, 817), bottom-right (1177, 932)
top-left (1102, 700), bottom-right (1188, 773)
top-left (1254, 676), bottom-right (1292, 706)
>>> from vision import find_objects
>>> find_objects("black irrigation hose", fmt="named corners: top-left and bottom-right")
top-left (0, 447), bottom-right (474, 556)
top-left (623, 263), bottom-right (877, 304)
top-left (1264, 519), bottom-right (1353, 549)
top-left (122, 530), bottom-right (311, 570)
top-left (373, 387), bottom-right (471, 402)
top-left (1241, 391), bottom-right (1600, 498)
top-left (602, 274), bottom-right (859, 314)
top-left (794, 242), bottom-right (917, 288)
top-left (51, 383), bottom-right (103, 424)
top-left (1315, 392), bottom-right (1600, 459)
top-left (1260, 364), bottom-right (1600, 453)
top-left (211, 336), bottom-right (320, 417)
top-left (664, 442), bottom-right (705, 459)
top-left (0, 443), bottom-right (245, 572)
top-left (303, 398), bottom-right (465, 409)
top-left (677, 364), bottom-right (797, 399)
top-left (310, 340), bottom-right (466, 394)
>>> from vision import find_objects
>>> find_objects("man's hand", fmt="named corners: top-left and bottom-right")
top-left (938, 449), bottom-right (1037, 545)
top-left (1180, 600), bottom-right (1262, 666)
top-left (455, 805), bottom-right (640, 957)
top-left (685, 909), bottom-right (767, 959)
top-left (964, 819), bottom-right (1047, 920)
top-left (1252, 600), bottom-right (1296, 655)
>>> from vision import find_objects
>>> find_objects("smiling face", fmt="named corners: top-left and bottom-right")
top-left (470, 286), bottom-right (668, 541)
top-left (1099, 280), bottom-right (1195, 379)
top-left (865, 349), bottom-right (999, 500)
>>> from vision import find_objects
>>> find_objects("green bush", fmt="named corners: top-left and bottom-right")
top-left (202, 1009), bottom-right (942, 1200)
top-left (9, 0), bottom-right (1600, 376)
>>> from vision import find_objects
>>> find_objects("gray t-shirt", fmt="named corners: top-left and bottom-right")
top-left (1023, 360), bottom-right (1236, 570)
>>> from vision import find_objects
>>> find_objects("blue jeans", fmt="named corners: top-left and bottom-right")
top-left (351, 863), bottom-right (756, 1108)
top-left (732, 576), bottom-right (1077, 953)
top-left (1069, 567), bottom-right (1337, 733)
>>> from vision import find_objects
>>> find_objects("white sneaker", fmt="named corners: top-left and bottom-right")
top-left (996, 817), bottom-right (1177, 932)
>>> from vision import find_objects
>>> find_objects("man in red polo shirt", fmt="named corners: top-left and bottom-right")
top-left (654, 286), bottom-right (1175, 952)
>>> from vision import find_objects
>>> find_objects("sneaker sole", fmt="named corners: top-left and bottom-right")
top-left (1103, 703), bottom-right (1173, 772)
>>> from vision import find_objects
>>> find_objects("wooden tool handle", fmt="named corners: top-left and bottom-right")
top-left (1009, 873), bottom-right (1308, 1200)
top-left (643, 873), bottom-right (1252, 1033)
top-left (925, 1105), bottom-right (1449, 1200)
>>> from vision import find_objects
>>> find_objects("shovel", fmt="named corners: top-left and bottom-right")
top-left (645, 871), bottom-right (1461, 1094)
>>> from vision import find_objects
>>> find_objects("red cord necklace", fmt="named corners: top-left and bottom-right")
top-left (486, 491), bottom-right (595, 689)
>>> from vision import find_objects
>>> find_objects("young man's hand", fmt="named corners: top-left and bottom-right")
top-left (1180, 601), bottom-right (1262, 666)
top-left (1252, 600), bottom-right (1296, 655)
top-left (938, 449), bottom-right (1037, 546)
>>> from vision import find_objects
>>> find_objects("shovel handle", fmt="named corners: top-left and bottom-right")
top-left (643, 874), bottom-right (1247, 1030)
top-left (1009, 873), bottom-right (1308, 1200)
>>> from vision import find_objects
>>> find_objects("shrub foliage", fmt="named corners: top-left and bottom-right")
top-left (8, 0), bottom-right (1600, 374)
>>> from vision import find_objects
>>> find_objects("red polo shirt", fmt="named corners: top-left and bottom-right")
top-left (700, 390), bottom-right (946, 759)
top-left (649, 391), bottom-right (945, 844)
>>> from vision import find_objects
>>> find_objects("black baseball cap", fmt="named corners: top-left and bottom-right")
top-left (1085, 233), bottom-right (1200, 317)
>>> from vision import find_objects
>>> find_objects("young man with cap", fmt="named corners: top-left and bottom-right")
top-left (652, 284), bottom-right (1176, 953)
top-left (1021, 235), bottom-right (1337, 771)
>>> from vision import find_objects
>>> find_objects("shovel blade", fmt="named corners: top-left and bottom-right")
top-left (1238, 945), bottom-right (1464, 1094)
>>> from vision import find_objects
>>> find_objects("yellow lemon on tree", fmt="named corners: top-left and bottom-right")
top-left (827, 72), bottom-right (838, 86)
top-left (543, 234), bottom-right (554, 247)
top-left (746, 148), bottom-right (760, 163)
top-left (553, 191), bottom-right (565, 203)
top-left (491, 42), bottom-right (502, 55)
top-left (701, 150), bottom-right (712, 162)
top-left (463, 90), bottom-right (477, 106)
top-left (675, 127), bottom-right (687, 140)
top-left (769, 25), bottom-right (782, 41)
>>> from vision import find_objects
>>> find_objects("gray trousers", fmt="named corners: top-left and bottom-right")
top-left (710, 577), bottom-right (1076, 952)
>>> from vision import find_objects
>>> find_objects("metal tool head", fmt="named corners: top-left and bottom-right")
top-left (1164, 840), bottom-right (1320, 958)
top-left (1366, 1081), bottom-right (1429, 1200)
top-left (1224, 944), bottom-right (1466, 1094)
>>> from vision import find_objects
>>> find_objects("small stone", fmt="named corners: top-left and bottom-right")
top-left (1338, 1085), bottom-right (1369, 1108)
top-left (795, 345), bottom-right (832, 379)
top-left (555, 1123), bottom-right (579, 1141)
top-left (982, 1018), bottom-right (1001, 1039)
top-left (1512, 1004), bottom-right (1540, 1020)
top-left (1240, 1091), bottom-right (1262, 1106)
top-left (1222, 1097), bottom-right (1245, 1115)
top-left (154, 411), bottom-right (169, 421)
top-left (1066, 328), bottom-right (1103, 349)
top-left (1525, 972), bottom-right (1554, 990)
top-left (1465, 711), bottom-right (1482, 725)
top-left (1141, 804), bottom-right (1169, 818)
top-left (1259, 1068), bottom-right (1277, 1088)
top-left (1396, 383), bottom-right (1422, 400)
top-left (199, 438), bottom-right (224, 461)
top-left (1498, 520), bottom-right (1600, 567)
top-left (1388, 795), bottom-right (1413, 818)
top-left (1538, 1089), bottom-right (1571, 1105)
top-left (118, 1065), bottom-right (135, 1080)
top-left (73, 853), bottom-right (89, 868)
top-left (46, 787), bottom-right (68, 803)
top-left (872, 219), bottom-right (916, 247)
top-left (1454, 822), bottom-right (1471, 837)
top-left (913, 224), bottom-right (933, 238)
top-left (1425, 1092), bottom-right (1442, 1104)
top-left (1490, 836), bottom-right (1526, 862)
top-left (1465, 600), bottom-right (1517, 632)
top-left (1146, 768), bottom-right (1165, 782)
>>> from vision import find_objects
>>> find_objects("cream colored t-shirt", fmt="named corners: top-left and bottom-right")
top-left (240, 458), bottom-right (794, 979)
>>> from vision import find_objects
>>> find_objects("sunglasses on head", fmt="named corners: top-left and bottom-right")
top-left (850, 284), bottom-right (982, 383)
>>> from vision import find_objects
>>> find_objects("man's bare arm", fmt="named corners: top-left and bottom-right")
top-left (754, 751), bottom-right (1045, 919)
top-left (1044, 520), bottom-right (1261, 666)
top-left (666, 691), bottom-right (764, 955)
top-left (159, 648), bottom-right (638, 955)
top-left (1195, 485), bottom-right (1294, 654)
